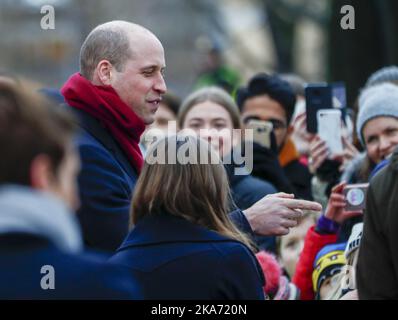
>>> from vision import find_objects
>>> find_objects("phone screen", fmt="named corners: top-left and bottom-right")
top-left (317, 109), bottom-right (343, 156)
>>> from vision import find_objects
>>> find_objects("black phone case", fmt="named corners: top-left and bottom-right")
top-left (305, 84), bottom-right (333, 133)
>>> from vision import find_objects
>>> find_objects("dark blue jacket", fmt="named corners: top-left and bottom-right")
top-left (0, 233), bottom-right (141, 299)
top-left (109, 214), bottom-right (265, 300)
top-left (71, 108), bottom-right (139, 252)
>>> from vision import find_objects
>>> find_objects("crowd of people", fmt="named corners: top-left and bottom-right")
top-left (1, 20), bottom-right (398, 300)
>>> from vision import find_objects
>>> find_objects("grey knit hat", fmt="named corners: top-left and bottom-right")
top-left (365, 65), bottom-right (398, 88)
top-left (357, 83), bottom-right (398, 146)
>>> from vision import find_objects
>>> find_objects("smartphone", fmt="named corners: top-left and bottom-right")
top-left (246, 120), bottom-right (273, 149)
top-left (305, 83), bottom-right (333, 133)
top-left (343, 183), bottom-right (369, 211)
top-left (317, 109), bottom-right (343, 156)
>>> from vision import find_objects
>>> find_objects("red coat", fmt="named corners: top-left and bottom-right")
top-left (292, 225), bottom-right (337, 300)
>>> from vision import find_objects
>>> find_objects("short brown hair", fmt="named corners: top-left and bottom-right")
top-left (0, 80), bottom-right (77, 186)
top-left (79, 26), bottom-right (132, 80)
top-left (131, 135), bottom-right (253, 249)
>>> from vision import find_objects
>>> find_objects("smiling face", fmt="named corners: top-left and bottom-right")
top-left (182, 101), bottom-right (236, 157)
top-left (362, 116), bottom-right (398, 164)
top-left (110, 32), bottom-right (167, 124)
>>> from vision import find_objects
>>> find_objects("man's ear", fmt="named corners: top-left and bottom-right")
top-left (95, 60), bottom-right (113, 85)
top-left (30, 154), bottom-right (54, 191)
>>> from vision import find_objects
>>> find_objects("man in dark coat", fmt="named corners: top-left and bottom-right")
top-left (61, 21), bottom-right (321, 253)
top-left (0, 80), bottom-right (140, 299)
top-left (61, 21), bottom-right (167, 251)
top-left (237, 73), bottom-right (313, 200)
top-left (357, 148), bottom-right (398, 299)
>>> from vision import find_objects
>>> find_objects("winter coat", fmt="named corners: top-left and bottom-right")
top-left (109, 213), bottom-right (265, 300)
top-left (70, 107), bottom-right (139, 252)
top-left (357, 149), bottom-right (398, 299)
top-left (0, 186), bottom-right (141, 299)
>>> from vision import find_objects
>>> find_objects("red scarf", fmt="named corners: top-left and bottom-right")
top-left (61, 73), bottom-right (145, 172)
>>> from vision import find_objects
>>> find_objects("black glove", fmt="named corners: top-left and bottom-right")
top-left (250, 141), bottom-right (295, 194)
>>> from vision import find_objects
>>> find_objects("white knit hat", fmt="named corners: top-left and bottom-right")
top-left (356, 83), bottom-right (398, 146)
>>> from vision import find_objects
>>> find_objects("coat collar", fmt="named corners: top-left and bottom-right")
top-left (117, 214), bottom-right (241, 252)
top-left (68, 106), bottom-right (137, 179)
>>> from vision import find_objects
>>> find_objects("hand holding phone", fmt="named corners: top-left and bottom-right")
top-left (246, 120), bottom-right (274, 149)
top-left (305, 82), bottom-right (346, 133)
top-left (343, 183), bottom-right (369, 211)
top-left (324, 182), bottom-right (364, 224)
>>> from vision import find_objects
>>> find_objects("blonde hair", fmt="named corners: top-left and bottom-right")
top-left (131, 134), bottom-right (253, 250)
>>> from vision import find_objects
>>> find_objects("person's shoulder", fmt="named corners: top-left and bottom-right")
top-left (238, 174), bottom-right (276, 192)
top-left (0, 243), bottom-right (140, 299)
top-left (73, 125), bottom-right (114, 160)
top-left (211, 240), bottom-right (254, 260)
top-left (51, 249), bottom-right (141, 299)
top-left (371, 152), bottom-right (398, 186)
top-left (232, 175), bottom-right (277, 200)
top-left (211, 241), bottom-right (264, 282)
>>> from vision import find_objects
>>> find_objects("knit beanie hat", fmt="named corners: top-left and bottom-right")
top-left (312, 242), bottom-right (347, 293)
top-left (356, 83), bottom-right (398, 146)
top-left (256, 251), bottom-right (300, 300)
top-left (256, 251), bottom-right (281, 297)
top-left (365, 66), bottom-right (398, 88)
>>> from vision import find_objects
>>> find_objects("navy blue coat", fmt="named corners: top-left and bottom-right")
top-left (0, 233), bottom-right (141, 299)
top-left (70, 108), bottom-right (258, 253)
top-left (109, 214), bottom-right (265, 300)
top-left (71, 108), bottom-right (139, 252)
